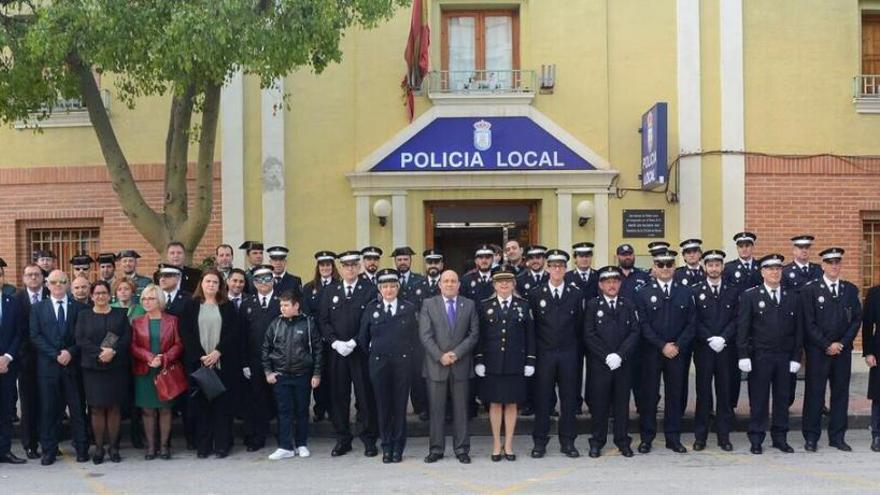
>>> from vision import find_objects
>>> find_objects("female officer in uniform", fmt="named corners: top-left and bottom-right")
top-left (301, 251), bottom-right (338, 422)
top-left (358, 269), bottom-right (420, 463)
top-left (474, 266), bottom-right (536, 461)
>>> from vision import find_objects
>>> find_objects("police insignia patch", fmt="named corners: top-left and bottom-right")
top-left (758, 301), bottom-right (765, 308)
top-left (818, 296), bottom-right (825, 303)
top-left (487, 309), bottom-right (494, 315)
top-left (539, 300), bottom-right (546, 308)
top-left (735, 271), bottom-right (741, 278)
top-left (682, 279), bottom-right (689, 285)
top-left (650, 295), bottom-right (658, 303)
top-left (789, 272), bottom-right (796, 278)
top-left (597, 310), bottom-right (604, 317)
top-left (699, 293), bottom-right (706, 301)
top-left (524, 283), bottom-right (531, 290)
top-left (373, 312), bottom-right (379, 318)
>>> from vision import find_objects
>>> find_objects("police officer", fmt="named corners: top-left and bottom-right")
top-left (635, 248), bottom-right (695, 454)
top-left (117, 250), bottom-right (151, 298)
top-left (301, 250), bottom-right (338, 422)
top-left (266, 246), bottom-right (303, 298)
top-left (616, 244), bottom-right (651, 301)
top-left (422, 249), bottom-right (444, 298)
top-left (358, 269), bottom-right (420, 463)
top-left (239, 241), bottom-right (264, 292)
top-left (736, 253), bottom-right (802, 454)
top-left (320, 251), bottom-right (379, 457)
top-left (692, 250), bottom-right (737, 452)
top-left (156, 264), bottom-right (189, 318)
top-left (461, 245), bottom-right (495, 304)
top-left (724, 231), bottom-right (762, 412)
top-left (359, 246), bottom-right (383, 285)
top-left (584, 266), bottom-right (639, 458)
top-left (566, 242), bottom-right (599, 414)
top-left (96, 253), bottom-right (116, 285)
top-left (782, 235), bottom-right (822, 290)
top-left (390, 246), bottom-right (429, 421)
top-left (0, 258), bottom-right (15, 296)
top-left (240, 265), bottom-right (281, 451)
top-left (863, 283), bottom-right (880, 452)
top-left (503, 239), bottom-right (526, 275)
top-left (801, 248), bottom-right (862, 452)
top-left (515, 245), bottom-right (548, 296)
top-left (675, 239), bottom-right (706, 287)
top-left (70, 253), bottom-right (94, 281)
top-left (34, 250), bottom-right (56, 281)
top-left (528, 249), bottom-right (583, 458)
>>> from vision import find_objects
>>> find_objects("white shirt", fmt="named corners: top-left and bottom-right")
top-left (165, 289), bottom-right (178, 304)
top-left (50, 296), bottom-right (69, 319)
top-left (258, 290), bottom-right (274, 306)
top-left (548, 280), bottom-right (565, 298)
top-left (577, 269), bottom-right (591, 279)
top-left (658, 279), bottom-right (673, 294)
top-left (740, 258), bottom-right (753, 269)
top-left (444, 297), bottom-right (457, 307)
top-left (27, 288), bottom-right (43, 303)
top-left (795, 261), bottom-right (810, 270)
top-left (764, 284), bottom-right (781, 301)
top-left (497, 296), bottom-right (513, 308)
top-left (604, 296), bottom-right (618, 307)
top-left (344, 281), bottom-right (356, 294)
top-left (382, 298), bottom-right (398, 316)
top-left (399, 272), bottom-right (410, 286)
top-left (823, 276), bottom-right (839, 292)
top-left (478, 271), bottom-right (492, 283)
top-left (321, 277), bottom-right (333, 286)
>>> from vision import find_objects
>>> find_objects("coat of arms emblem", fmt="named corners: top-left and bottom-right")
top-left (473, 120), bottom-right (492, 151)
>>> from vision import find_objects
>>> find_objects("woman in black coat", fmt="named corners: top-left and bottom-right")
top-left (75, 280), bottom-right (131, 464)
top-left (862, 284), bottom-right (880, 452)
top-left (180, 269), bottom-right (239, 458)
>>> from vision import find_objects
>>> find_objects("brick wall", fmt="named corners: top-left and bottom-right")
top-left (746, 155), bottom-right (880, 349)
top-left (0, 163), bottom-right (223, 286)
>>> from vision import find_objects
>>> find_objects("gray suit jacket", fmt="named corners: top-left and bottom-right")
top-left (419, 295), bottom-right (479, 381)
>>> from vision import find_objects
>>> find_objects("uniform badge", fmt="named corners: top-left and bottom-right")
top-left (818, 296), bottom-right (825, 303)
top-left (650, 295), bottom-right (658, 303)
top-left (415, 289), bottom-right (421, 296)
top-left (735, 271), bottom-right (741, 278)
top-left (332, 295), bottom-right (339, 304)
top-left (789, 272), bottom-right (796, 279)
top-left (373, 311), bottom-right (380, 318)
top-left (758, 301), bottom-right (766, 309)
top-left (699, 293), bottom-right (706, 301)
top-left (487, 309), bottom-right (494, 315)
top-left (471, 280), bottom-right (476, 287)
top-left (539, 300), bottom-right (546, 308)
top-left (596, 310), bottom-right (604, 318)
top-left (682, 279), bottom-right (689, 285)
top-left (246, 307), bottom-right (252, 314)
top-left (524, 283), bottom-right (531, 290)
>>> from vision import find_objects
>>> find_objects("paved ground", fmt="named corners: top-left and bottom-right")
top-left (1, 431), bottom-right (879, 494)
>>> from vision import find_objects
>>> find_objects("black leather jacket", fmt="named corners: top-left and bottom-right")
top-left (261, 314), bottom-right (323, 377)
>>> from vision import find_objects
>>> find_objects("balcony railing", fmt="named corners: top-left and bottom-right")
top-left (15, 89), bottom-right (112, 129)
top-left (853, 75), bottom-right (880, 113)
top-left (426, 70), bottom-right (536, 99)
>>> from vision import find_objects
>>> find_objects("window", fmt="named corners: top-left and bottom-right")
top-left (860, 12), bottom-right (880, 96)
top-left (441, 10), bottom-right (519, 91)
top-left (14, 72), bottom-right (109, 129)
top-left (29, 227), bottom-right (101, 275)
top-left (862, 217), bottom-right (880, 292)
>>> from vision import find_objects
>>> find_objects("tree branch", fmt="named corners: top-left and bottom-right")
top-left (163, 84), bottom-right (195, 231)
top-left (68, 52), bottom-right (165, 251)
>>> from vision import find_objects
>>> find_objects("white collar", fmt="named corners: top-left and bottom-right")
top-left (687, 264), bottom-right (701, 271)
top-left (321, 277), bottom-right (333, 285)
top-left (27, 288), bottom-right (43, 299)
top-left (51, 295), bottom-right (68, 305)
top-left (707, 279), bottom-right (722, 288)
top-left (344, 280), bottom-right (357, 290)
top-left (530, 270), bottom-right (544, 278)
top-left (259, 290), bottom-right (274, 301)
top-left (497, 296), bottom-right (513, 306)
top-left (795, 260), bottom-right (810, 269)
top-left (764, 284), bottom-right (780, 294)
top-left (604, 295), bottom-right (617, 306)
top-left (548, 280), bottom-right (565, 291)
top-left (823, 275), bottom-right (839, 288)
top-left (229, 292), bottom-right (243, 300)
top-left (578, 268), bottom-right (591, 275)
top-left (740, 258), bottom-right (753, 266)
top-left (383, 298), bottom-right (398, 312)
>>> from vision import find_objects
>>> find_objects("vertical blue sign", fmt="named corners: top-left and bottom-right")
top-left (641, 103), bottom-right (668, 190)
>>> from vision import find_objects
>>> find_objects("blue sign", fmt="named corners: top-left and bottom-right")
top-left (370, 117), bottom-right (595, 172)
top-left (640, 103), bottom-right (668, 190)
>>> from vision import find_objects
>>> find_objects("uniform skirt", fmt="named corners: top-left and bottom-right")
top-left (82, 367), bottom-right (129, 408)
top-left (480, 373), bottom-right (525, 404)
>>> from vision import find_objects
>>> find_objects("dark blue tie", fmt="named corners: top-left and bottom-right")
top-left (56, 301), bottom-right (66, 336)
top-left (446, 299), bottom-right (456, 329)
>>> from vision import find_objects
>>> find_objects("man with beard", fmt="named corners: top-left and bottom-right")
top-left (153, 242), bottom-right (201, 294)
top-left (423, 249), bottom-right (444, 297)
top-left (359, 246), bottom-right (383, 285)
top-left (504, 240), bottom-right (525, 275)
top-left (516, 246), bottom-right (548, 296)
top-left (616, 243), bottom-right (651, 412)
top-left (461, 245), bottom-right (496, 304)
top-left (117, 250), bottom-right (151, 299)
top-left (215, 244), bottom-right (235, 281)
top-left (96, 253), bottom-right (117, 285)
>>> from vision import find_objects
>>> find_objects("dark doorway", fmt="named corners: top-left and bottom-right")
top-left (425, 200), bottom-right (537, 274)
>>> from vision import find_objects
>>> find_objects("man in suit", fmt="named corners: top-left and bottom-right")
top-left (724, 231), bottom-right (763, 413)
top-left (267, 246), bottom-right (303, 298)
top-left (419, 270), bottom-right (479, 464)
top-left (30, 270), bottom-right (88, 465)
top-left (16, 264), bottom-right (48, 459)
top-left (0, 281), bottom-right (27, 464)
top-left (862, 283), bottom-right (880, 452)
top-left (153, 241), bottom-right (201, 293)
top-left (504, 239), bottom-right (525, 275)
top-left (515, 245), bottom-right (548, 296)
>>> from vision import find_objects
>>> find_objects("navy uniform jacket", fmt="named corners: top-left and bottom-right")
top-left (723, 259), bottom-right (762, 292)
top-left (29, 298), bottom-right (87, 377)
top-left (527, 282), bottom-right (584, 352)
top-left (619, 267), bottom-right (651, 301)
top-left (153, 266), bottom-right (201, 294)
top-left (692, 281), bottom-right (738, 344)
top-left (583, 296), bottom-right (640, 361)
top-left (781, 262), bottom-right (822, 292)
top-left (800, 279), bottom-right (862, 351)
top-left (635, 280), bottom-right (696, 351)
top-left (319, 279), bottom-right (378, 344)
top-left (736, 285), bottom-right (802, 361)
top-left (357, 299), bottom-right (419, 356)
top-left (460, 271), bottom-right (494, 303)
top-left (862, 286), bottom-right (880, 399)
top-left (241, 292), bottom-right (281, 368)
top-left (301, 280), bottom-right (335, 317)
top-left (674, 265), bottom-right (706, 289)
top-left (398, 272), bottom-right (428, 310)
top-left (516, 270), bottom-right (548, 297)
top-left (565, 269), bottom-right (599, 301)
top-left (358, 272), bottom-right (378, 286)
top-left (424, 276), bottom-right (441, 298)
top-left (273, 272), bottom-right (303, 299)
top-left (475, 296), bottom-right (536, 375)
top-left (0, 292), bottom-right (26, 364)
top-left (164, 290), bottom-right (191, 318)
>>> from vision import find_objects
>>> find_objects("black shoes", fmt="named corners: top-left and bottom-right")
top-left (456, 453), bottom-right (471, 464)
top-left (772, 441), bottom-right (794, 453)
top-left (871, 437), bottom-right (880, 452)
top-left (424, 452), bottom-right (443, 463)
top-left (382, 452), bottom-right (393, 464)
top-left (530, 448), bottom-right (545, 459)
top-left (92, 448), bottom-right (105, 465)
top-left (719, 442), bottom-right (733, 452)
top-left (804, 441), bottom-right (817, 452)
top-left (619, 445), bottom-right (634, 458)
top-left (331, 443), bottom-right (352, 457)
top-left (145, 450), bottom-right (157, 461)
top-left (159, 448), bottom-right (171, 460)
top-left (692, 441), bottom-right (706, 452)
top-left (491, 453), bottom-right (503, 462)
top-left (520, 407), bottom-right (534, 416)
top-left (214, 451), bottom-right (229, 459)
top-left (391, 453), bottom-right (402, 463)
top-left (246, 444), bottom-right (264, 452)
top-left (637, 441), bottom-right (652, 454)
top-left (666, 443), bottom-right (687, 454)
top-left (364, 444), bottom-right (379, 457)
top-left (76, 451), bottom-right (90, 463)
top-left (41, 453), bottom-right (56, 466)
top-left (750, 444), bottom-right (763, 455)
top-left (196, 451), bottom-right (210, 459)
top-left (504, 452), bottom-right (516, 461)
top-left (588, 446), bottom-right (601, 458)
top-left (829, 441), bottom-right (852, 452)
top-left (561, 446), bottom-right (580, 458)
top-left (0, 453), bottom-right (26, 464)
top-left (25, 448), bottom-right (40, 460)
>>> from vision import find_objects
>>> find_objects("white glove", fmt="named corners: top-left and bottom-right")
top-left (474, 364), bottom-right (486, 377)
top-left (242, 367), bottom-right (252, 380)
top-left (524, 365), bottom-right (535, 377)
top-left (345, 339), bottom-right (357, 350)
top-left (340, 345), bottom-right (354, 357)
top-left (331, 340), bottom-right (347, 356)
top-left (605, 353), bottom-right (622, 370)
top-left (789, 361), bottom-right (801, 374)
top-left (707, 336), bottom-right (726, 353)
top-left (738, 358), bottom-right (752, 373)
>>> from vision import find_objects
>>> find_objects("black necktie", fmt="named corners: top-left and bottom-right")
top-left (771, 289), bottom-right (779, 305)
top-left (502, 300), bottom-right (509, 312)
top-left (831, 283), bottom-right (838, 298)
top-left (553, 288), bottom-right (560, 301)
top-left (581, 272), bottom-right (588, 283)
top-left (534, 275), bottom-right (540, 284)
top-left (663, 284), bottom-right (670, 298)
top-left (385, 304), bottom-right (392, 316)
top-left (609, 300), bottom-right (616, 311)
top-left (233, 297), bottom-right (241, 309)
top-left (802, 266), bottom-right (809, 276)
top-left (274, 277), bottom-right (281, 286)
top-left (346, 286), bottom-right (353, 298)
top-left (261, 296), bottom-right (268, 309)
top-left (56, 301), bottom-right (66, 328)
top-left (712, 285), bottom-right (719, 297)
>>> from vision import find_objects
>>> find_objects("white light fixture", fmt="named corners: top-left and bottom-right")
top-left (576, 200), bottom-right (594, 227)
top-left (372, 199), bottom-right (392, 227)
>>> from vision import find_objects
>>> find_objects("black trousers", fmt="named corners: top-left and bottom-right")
top-left (802, 347), bottom-right (851, 444)
top-left (728, 349), bottom-right (743, 411)
top-left (747, 352), bottom-right (792, 446)
top-left (191, 387), bottom-right (233, 455)
top-left (0, 367), bottom-right (18, 456)
top-left (533, 349), bottom-right (579, 449)
top-left (329, 351), bottom-right (377, 446)
top-left (680, 346), bottom-right (693, 415)
top-left (409, 346), bottom-right (428, 415)
top-left (244, 362), bottom-right (276, 448)
top-left (312, 347), bottom-right (332, 416)
top-left (578, 345), bottom-right (589, 414)
top-left (17, 357), bottom-right (40, 452)
top-left (693, 345), bottom-right (732, 443)
top-left (369, 354), bottom-right (411, 455)
top-left (588, 360), bottom-right (632, 449)
top-left (38, 369), bottom-right (88, 455)
top-left (638, 348), bottom-right (686, 444)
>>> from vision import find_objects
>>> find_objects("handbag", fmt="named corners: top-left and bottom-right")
top-left (190, 366), bottom-right (227, 401)
top-left (153, 362), bottom-right (188, 402)
top-left (100, 332), bottom-right (119, 349)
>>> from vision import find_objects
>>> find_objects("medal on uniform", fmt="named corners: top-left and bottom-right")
top-left (818, 296), bottom-right (825, 303)
top-left (487, 309), bottom-right (494, 315)
top-left (539, 300), bottom-right (546, 308)
top-left (373, 311), bottom-right (379, 318)
top-left (524, 283), bottom-right (531, 290)
top-left (699, 293), bottom-right (706, 301)
top-left (735, 271), bottom-right (741, 279)
top-left (758, 301), bottom-right (765, 308)
top-left (682, 279), bottom-right (689, 285)
top-left (471, 280), bottom-right (476, 287)
top-left (650, 295), bottom-right (658, 303)
top-left (789, 272), bottom-right (796, 279)
top-left (597, 310), bottom-right (604, 317)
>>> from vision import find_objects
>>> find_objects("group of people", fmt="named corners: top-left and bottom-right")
top-left (0, 232), bottom-right (878, 468)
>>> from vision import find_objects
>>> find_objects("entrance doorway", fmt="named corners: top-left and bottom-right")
top-left (425, 200), bottom-right (537, 274)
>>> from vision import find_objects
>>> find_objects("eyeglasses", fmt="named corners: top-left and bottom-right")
top-left (654, 262), bottom-right (674, 269)
top-left (140, 296), bottom-right (158, 301)
top-left (24, 272), bottom-right (41, 278)
top-left (254, 276), bottom-right (274, 284)
top-left (73, 267), bottom-right (88, 271)
top-left (48, 280), bottom-right (68, 285)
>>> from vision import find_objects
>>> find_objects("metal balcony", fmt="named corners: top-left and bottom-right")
top-left (426, 69), bottom-right (536, 105)
top-left (852, 75), bottom-right (880, 113)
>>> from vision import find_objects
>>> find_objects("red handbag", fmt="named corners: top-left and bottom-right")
top-left (153, 362), bottom-right (188, 402)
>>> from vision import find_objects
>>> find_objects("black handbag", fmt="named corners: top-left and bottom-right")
top-left (190, 366), bottom-right (226, 401)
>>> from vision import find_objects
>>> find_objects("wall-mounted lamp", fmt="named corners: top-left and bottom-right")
top-left (373, 199), bottom-right (392, 227)
top-left (576, 200), bottom-right (594, 227)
